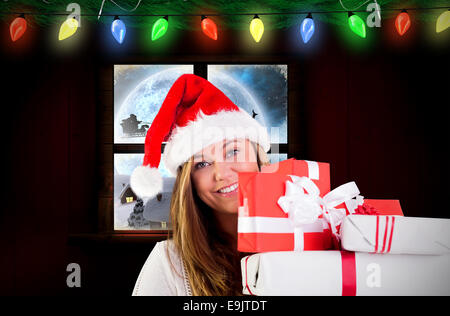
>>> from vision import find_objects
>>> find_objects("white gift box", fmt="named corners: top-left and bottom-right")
top-left (340, 215), bottom-right (450, 255)
top-left (241, 251), bottom-right (450, 296)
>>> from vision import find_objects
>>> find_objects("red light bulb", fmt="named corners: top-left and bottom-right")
top-left (395, 10), bottom-right (411, 36)
top-left (10, 14), bottom-right (27, 42)
top-left (201, 16), bottom-right (218, 40)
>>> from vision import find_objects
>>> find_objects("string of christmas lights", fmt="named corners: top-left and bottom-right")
top-left (4, 4), bottom-right (450, 43)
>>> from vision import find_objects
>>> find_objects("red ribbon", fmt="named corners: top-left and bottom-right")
top-left (374, 216), bottom-right (396, 253)
top-left (244, 256), bottom-right (255, 295)
top-left (387, 217), bottom-right (395, 253)
top-left (340, 216), bottom-right (397, 297)
top-left (245, 251), bottom-right (358, 296)
top-left (341, 251), bottom-right (357, 296)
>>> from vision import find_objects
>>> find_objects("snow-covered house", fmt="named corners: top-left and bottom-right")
top-left (143, 177), bottom-right (176, 230)
top-left (114, 174), bottom-right (175, 230)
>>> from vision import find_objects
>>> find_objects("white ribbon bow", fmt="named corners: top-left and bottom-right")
top-left (277, 175), bottom-right (362, 241)
top-left (344, 194), bottom-right (365, 215)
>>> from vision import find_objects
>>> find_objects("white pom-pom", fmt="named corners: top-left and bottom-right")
top-left (130, 166), bottom-right (163, 199)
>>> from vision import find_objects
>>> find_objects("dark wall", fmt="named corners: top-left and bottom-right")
top-left (0, 17), bottom-right (448, 295)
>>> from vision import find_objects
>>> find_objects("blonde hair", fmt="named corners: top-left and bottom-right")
top-left (169, 141), bottom-right (270, 295)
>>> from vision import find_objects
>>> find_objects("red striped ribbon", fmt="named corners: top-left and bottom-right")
top-left (375, 216), bottom-right (380, 252)
top-left (387, 217), bottom-right (395, 253)
top-left (374, 216), bottom-right (396, 253)
top-left (381, 216), bottom-right (390, 253)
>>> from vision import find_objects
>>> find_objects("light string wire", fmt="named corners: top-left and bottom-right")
top-left (339, 0), bottom-right (375, 11)
top-left (2, 6), bottom-right (449, 17)
top-left (98, 0), bottom-right (143, 19)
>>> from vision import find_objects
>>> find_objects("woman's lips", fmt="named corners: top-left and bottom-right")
top-left (214, 182), bottom-right (238, 197)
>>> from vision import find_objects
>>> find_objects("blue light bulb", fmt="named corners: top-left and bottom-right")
top-left (300, 13), bottom-right (315, 44)
top-left (111, 16), bottom-right (126, 44)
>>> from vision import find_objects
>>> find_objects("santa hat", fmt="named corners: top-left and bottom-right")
top-left (130, 74), bottom-right (270, 199)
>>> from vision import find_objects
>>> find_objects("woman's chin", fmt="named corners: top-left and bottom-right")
top-left (216, 199), bottom-right (239, 215)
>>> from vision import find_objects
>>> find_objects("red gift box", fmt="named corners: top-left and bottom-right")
top-left (237, 158), bottom-right (404, 253)
top-left (237, 159), bottom-right (332, 253)
top-left (329, 198), bottom-right (403, 237)
top-left (259, 158), bottom-right (330, 195)
top-left (356, 199), bottom-right (403, 216)
top-left (331, 199), bottom-right (404, 249)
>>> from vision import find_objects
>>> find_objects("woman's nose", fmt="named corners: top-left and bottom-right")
top-left (213, 161), bottom-right (223, 181)
top-left (213, 161), bottom-right (233, 181)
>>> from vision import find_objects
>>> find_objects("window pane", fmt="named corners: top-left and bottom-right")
top-left (114, 153), bottom-right (175, 231)
top-left (114, 65), bottom-right (194, 144)
top-left (268, 153), bottom-right (288, 164)
top-left (207, 65), bottom-right (287, 144)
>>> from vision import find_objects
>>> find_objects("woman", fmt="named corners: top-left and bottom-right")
top-left (131, 74), bottom-right (271, 296)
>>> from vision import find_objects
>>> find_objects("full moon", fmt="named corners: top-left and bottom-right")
top-left (114, 67), bottom-right (266, 144)
top-left (114, 67), bottom-right (193, 143)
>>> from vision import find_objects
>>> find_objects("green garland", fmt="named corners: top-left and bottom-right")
top-left (0, 0), bottom-right (448, 29)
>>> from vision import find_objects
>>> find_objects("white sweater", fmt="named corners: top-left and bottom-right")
top-left (132, 240), bottom-right (192, 296)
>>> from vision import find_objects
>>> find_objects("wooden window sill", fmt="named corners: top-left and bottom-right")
top-left (68, 232), bottom-right (171, 244)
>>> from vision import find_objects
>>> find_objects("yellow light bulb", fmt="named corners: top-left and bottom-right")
top-left (59, 17), bottom-right (79, 41)
top-left (250, 15), bottom-right (264, 43)
top-left (436, 10), bottom-right (450, 33)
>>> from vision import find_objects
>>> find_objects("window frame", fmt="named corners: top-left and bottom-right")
top-left (102, 62), bottom-right (291, 239)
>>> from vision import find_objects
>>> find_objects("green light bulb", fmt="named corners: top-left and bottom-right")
top-left (348, 12), bottom-right (366, 38)
top-left (152, 16), bottom-right (168, 41)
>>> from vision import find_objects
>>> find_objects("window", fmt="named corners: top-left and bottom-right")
top-left (113, 65), bottom-right (193, 231)
top-left (112, 64), bottom-right (288, 232)
top-left (207, 64), bottom-right (287, 145)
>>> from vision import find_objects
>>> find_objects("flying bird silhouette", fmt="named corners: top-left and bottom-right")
top-left (252, 110), bottom-right (258, 119)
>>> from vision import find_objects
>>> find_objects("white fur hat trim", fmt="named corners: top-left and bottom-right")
top-left (130, 166), bottom-right (163, 199)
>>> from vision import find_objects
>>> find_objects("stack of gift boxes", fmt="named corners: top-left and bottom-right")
top-left (237, 158), bottom-right (450, 296)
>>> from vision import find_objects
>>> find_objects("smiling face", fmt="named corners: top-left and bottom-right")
top-left (190, 138), bottom-right (260, 215)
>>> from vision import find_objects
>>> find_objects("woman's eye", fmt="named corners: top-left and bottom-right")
top-left (195, 149), bottom-right (239, 170)
top-left (195, 161), bottom-right (209, 170)
top-left (226, 149), bottom-right (239, 158)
